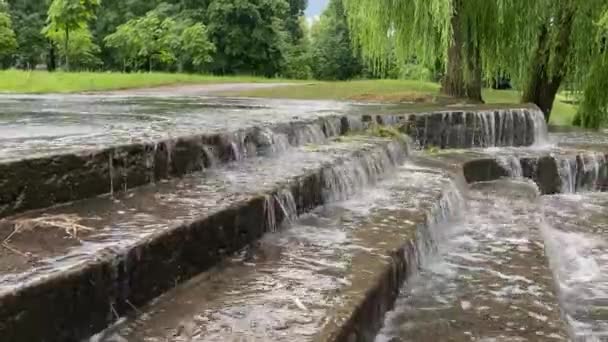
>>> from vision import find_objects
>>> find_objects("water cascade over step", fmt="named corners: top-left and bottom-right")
top-left (89, 164), bottom-right (465, 342)
top-left (400, 107), bottom-right (548, 149)
top-left (542, 194), bottom-right (608, 340)
top-left (377, 179), bottom-right (568, 341)
top-left (0, 136), bottom-right (409, 342)
top-left (463, 151), bottom-right (608, 194)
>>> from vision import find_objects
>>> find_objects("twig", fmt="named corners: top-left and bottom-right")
top-left (1, 242), bottom-right (31, 258)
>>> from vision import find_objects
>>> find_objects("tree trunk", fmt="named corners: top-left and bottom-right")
top-left (64, 27), bottom-right (70, 71)
top-left (522, 3), bottom-right (575, 122)
top-left (48, 40), bottom-right (57, 72)
top-left (440, 0), bottom-right (483, 103)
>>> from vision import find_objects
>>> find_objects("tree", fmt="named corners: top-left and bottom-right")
top-left (104, 11), bottom-right (176, 71)
top-left (0, 0), bottom-right (17, 66)
top-left (175, 22), bottom-right (215, 71)
top-left (6, 0), bottom-right (47, 69)
top-left (310, 0), bottom-right (361, 80)
top-left (572, 9), bottom-right (608, 128)
top-left (282, 16), bottom-right (312, 79)
top-left (284, 0), bottom-right (306, 43)
top-left (104, 8), bottom-right (214, 72)
top-left (344, 0), bottom-right (492, 101)
top-left (46, 26), bottom-right (100, 69)
top-left (518, 0), bottom-right (608, 124)
top-left (206, 0), bottom-right (289, 76)
top-left (44, 0), bottom-right (101, 70)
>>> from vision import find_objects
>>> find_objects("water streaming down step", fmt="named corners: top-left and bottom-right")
top-left (496, 155), bottom-right (524, 178)
top-left (413, 108), bottom-right (550, 149)
top-left (542, 193), bottom-right (608, 341)
top-left (96, 162), bottom-right (464, 342)
top-left (321, 140), bottom-right (408, 202)
top-left (376, 179), bottom-right (568, 341)
top-left (555, 152), bottom-right (608, 193)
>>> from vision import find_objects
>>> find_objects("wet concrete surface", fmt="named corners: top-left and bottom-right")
top-left (0, 136), bottom-right (408, 341)
top-left (0, 136), bottom-right (401, 291)
top-left (376, 179), bottom-right (568, 342)
top-left (0, 95), bottom-right (354, 162)
top-left (93, 163), bottom-right (462, 342)
top-left (543, 193), bottom-right (608, 341)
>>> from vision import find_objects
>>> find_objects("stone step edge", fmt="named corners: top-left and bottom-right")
top-left (463, 153), bottom-right (608, 194)
top-left (0, 114), bottom-right (350, 218)
top-left (316, 180), bottom-right (459, 342)
top-left (0, 138), bottom-right (407, 342)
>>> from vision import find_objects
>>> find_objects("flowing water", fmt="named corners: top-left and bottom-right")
top-left (90, 163), bottom-right (464, 342)
top-left (542, 193), bottom-right (608, 341)
top-left (376, 179), bottom-right (567, 341)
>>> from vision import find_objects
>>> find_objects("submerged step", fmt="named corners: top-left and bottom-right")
top-left (377, 179), bottom-right (567, 341)
top-left (0, 136), bottom-right (407, 342)
top-left (543, 193), bottom-right (608, 340)
top-left (397, 106), bottom-right (548, 149)
top-left (461, 150), bottom-right (608, 194)
top-left (0, 113), bottom-right (348, 218)
top-left (90, 163), bottom-right (463, 342)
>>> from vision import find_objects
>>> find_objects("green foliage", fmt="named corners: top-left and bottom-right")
top-left (104, 8), bottom-right (215, 72)
top-left (178, 23), bottom-right (215, 69)
top-left (206, 0), bottom-right (289, 76)
top-left (44, 0), bottom-right (101, 69)
top-left (574, 9), bottom-right (608, 128)
top-left (0, 2), bottom-right (18, 63)
top-left (310, 0), bottom-right (361, 80)
top-left (282, 17), bottom-right (312, 79)
top-left (46, 27), bottom-right (100, 69)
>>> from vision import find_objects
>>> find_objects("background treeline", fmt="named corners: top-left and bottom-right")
top-left (0, 0), bottom-right (436, 81)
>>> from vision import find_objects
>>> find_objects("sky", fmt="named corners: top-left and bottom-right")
top-left (305, 0), bottom-right (329, 17)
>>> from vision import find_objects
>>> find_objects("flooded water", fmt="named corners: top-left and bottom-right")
top-left (0, 95), bottom-right (358, 162)
top-left (376, 179), bottom-right (567, 341)
top-left (91, 163), bottom-right (463, 342)
top-left (0, 137), bottom-right (407, 293)
top-left (4, 92), bottom-right (608, 342)
top-left (543, 193), bottom-right (608, 341)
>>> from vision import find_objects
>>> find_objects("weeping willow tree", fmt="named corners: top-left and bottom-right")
top-left (343, 0), bottom-right (539, 103)
top-left (572, 9), bottom-right (608, 128)
top-left (344, 0), bottom-right (608, 126)
top-left (521, 0), bottom-right (608, 124)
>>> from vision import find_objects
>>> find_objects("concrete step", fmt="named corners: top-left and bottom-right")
top-left (90, 163), bottom-right (463, 342)
top-left (0, 135), bottom-right (407, 342)
top-left (377, 179), bottom-right (567, 341)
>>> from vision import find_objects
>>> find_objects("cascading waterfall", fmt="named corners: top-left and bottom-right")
top-left (295, 123), bottom-right (326, 145)
top-left (274, 189), bottom-right (298, 225)
top-left (556, 156), bottom-right (578, 193)
top-left (415, 179), bottom-right (466, 266)
top-left (496, 155), bottom-right (523, 178)
top-left (555, 153), bottom-right (607, 193)
top-left (321, 141), bottom-right (408, 202)
top-left (430, 108), bottom-right (548, 148)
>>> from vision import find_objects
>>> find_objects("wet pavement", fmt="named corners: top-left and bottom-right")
top-left (543, 193), bottom-right (608, 341)
top-left (0, 136), bottom-right (404, 293)
top-left (376, 179), bottom-right (568, 342)
top-left (92, 163), bottom-right (463, 342)
top-left (0, 95), bottom-right (354, 162)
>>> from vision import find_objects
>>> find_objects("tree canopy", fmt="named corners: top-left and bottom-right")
top-left (0, 1), bottom-right (18, 65)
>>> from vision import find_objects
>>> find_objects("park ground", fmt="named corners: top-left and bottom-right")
top-left (0, 70), bottom-right (576, 126)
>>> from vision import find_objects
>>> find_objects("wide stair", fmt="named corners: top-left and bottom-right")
top-left (1, 96), bottom-right (607, 342)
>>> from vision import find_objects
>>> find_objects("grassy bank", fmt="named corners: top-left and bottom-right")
top-left (231, 79), bottom-right (577, 126)
top-left (0, 70), bottom-right (292, 94)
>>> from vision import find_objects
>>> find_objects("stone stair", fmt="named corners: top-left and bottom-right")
top-left (2, 98), bottom-right (596, 342)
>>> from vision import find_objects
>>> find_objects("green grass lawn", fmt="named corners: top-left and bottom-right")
top-left (0, 70), bottom-right (293, 94)
top-left (232, 79), bottom-right (577, 126)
